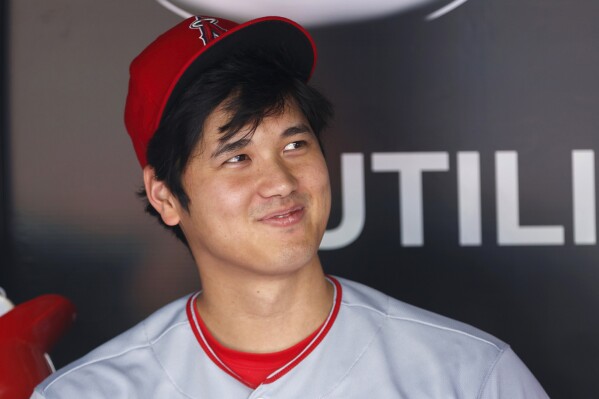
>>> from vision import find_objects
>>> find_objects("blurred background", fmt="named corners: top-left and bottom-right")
top-left (2, 0), bottom-right (599, 397)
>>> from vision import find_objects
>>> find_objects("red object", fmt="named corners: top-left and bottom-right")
top-left (0, 295), bottom-right (76, 399)
top-left (187, 277), bottom-right (342, 388)
top-left (124, 15), bottom-right (316, 167)
top-left (195, 302), bottom-right (324, 388)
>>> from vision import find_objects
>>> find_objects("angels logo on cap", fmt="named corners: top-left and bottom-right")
top-left (189, 16), bottom-right (228, 45)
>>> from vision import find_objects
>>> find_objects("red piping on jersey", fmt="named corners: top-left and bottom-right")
top-left (186, 276), bottom-right (343, 388)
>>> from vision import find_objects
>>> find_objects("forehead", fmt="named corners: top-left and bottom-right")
top-left (200, 97), bottom-right (309, 148)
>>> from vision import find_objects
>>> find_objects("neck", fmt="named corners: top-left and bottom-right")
top-left (196, 260), bottom-right (333, 353)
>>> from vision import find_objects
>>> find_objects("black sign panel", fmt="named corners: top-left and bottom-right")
top-left (313, 2), bottom-right (598, 397)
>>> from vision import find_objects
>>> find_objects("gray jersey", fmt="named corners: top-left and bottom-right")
top-left (32, 277), bottom-right (548, 398)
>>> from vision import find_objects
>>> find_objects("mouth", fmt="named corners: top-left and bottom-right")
top-left (258, 206), bottom-right (305, 227)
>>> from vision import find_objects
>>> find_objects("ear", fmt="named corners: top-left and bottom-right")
top-left (143, 166), bottom-right (182, 226)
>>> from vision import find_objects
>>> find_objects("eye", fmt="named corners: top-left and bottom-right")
top-left (283, 141), bottom-right (307, 152)
top-left (224, 154), bottom-right (249, 164)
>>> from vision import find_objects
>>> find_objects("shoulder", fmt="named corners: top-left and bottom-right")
top-left (33, 295), bottom-right (192, 399)
top-left (336, 276), bottom-right (505, 352)
top-left (331, 277), bottom-right (548, 398)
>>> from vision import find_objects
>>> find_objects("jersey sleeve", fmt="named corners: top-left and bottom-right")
top-left (479, 346), bottom-right (549, 399)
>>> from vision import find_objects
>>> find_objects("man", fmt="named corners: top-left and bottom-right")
top-left (32, 15), bottom-right (549, 398)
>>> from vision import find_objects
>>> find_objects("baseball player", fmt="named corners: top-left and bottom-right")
top-left (32, 15), bottom-right (549, 398)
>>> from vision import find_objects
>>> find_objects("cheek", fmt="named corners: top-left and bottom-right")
top-left (321, 173), bottom-right (332, 219)
top-left (203, 182), bottom-right (249, 218)
top-left (195, 179), bottom-right (250, 220)
top-left (303, 158), bottom-right (331, 210)
top-left (304, 161), bottom-right (331, 239)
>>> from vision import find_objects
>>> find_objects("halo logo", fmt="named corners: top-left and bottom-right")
top-left (189, 16), bottom-right (228, 45)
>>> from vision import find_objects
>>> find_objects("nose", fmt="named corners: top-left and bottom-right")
top-left (257, 158), bottom-right (298, 198)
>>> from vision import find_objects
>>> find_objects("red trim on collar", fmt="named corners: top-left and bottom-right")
top-left (186, 276), bottom-right (342, 388)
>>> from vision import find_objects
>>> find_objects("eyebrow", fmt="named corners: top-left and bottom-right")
top-left (281, 123), bottom-right (312, 138)
top-left (210, 123), bottom-right (313, 159)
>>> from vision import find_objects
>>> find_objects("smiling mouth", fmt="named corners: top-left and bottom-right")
top-left (259, 206), bottom-right (305, 226)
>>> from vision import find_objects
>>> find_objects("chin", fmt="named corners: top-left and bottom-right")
top-left (256, 242), bottom-right (320, 275)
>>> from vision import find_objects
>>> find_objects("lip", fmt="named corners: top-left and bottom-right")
top-left (258, 206), bottom-right (305, 227)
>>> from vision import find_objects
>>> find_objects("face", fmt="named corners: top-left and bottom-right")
top-left (172, 100), bottom-right (331, 278)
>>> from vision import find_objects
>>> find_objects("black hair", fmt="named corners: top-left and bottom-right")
top-left (139, 48), bottom-right (333, 246)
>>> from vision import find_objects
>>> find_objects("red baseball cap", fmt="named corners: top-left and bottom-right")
top-left (124, 15), bottom-right (317, 167)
